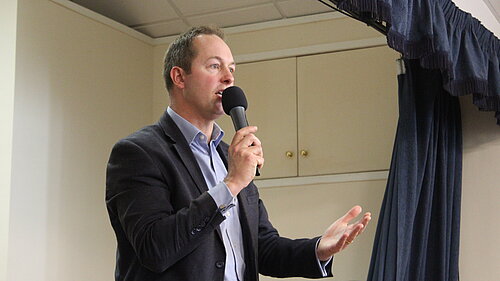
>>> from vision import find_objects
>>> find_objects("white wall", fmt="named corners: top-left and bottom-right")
top-left (460, 97), bottom-right (500, 281)
top-left (7, 0), bottom-right (153, 280)
top-left (0, 1), bottom-right (18, 280)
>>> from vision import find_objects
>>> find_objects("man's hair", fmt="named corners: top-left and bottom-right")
top-left (163, 25), bottom-right (225, 92)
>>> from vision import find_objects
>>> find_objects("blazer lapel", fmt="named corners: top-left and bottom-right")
top-left (158, 110), bottom-right (223, 241)
top-left (157, 111), bottom-right (209, 195)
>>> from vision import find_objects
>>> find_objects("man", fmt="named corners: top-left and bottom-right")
top-left (106, 26), bottom-right (371, 281)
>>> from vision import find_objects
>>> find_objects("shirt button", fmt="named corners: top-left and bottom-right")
top-left (215, 261), bottom-right (225, 269)
top-left (199, 135), bottom-right (205, 141)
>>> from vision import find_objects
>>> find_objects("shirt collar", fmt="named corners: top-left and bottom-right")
top-left (167, 107), bottom-right (224, 146)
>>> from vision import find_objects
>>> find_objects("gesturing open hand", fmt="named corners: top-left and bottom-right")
top-left (316, 205), bottom-right (372, 261)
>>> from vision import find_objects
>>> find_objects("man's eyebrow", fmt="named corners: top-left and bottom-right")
top-left (207, 56), bottom-right (236, 66)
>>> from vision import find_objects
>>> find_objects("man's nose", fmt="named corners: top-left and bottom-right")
top-left (221, 67), bottom-right (234, 85)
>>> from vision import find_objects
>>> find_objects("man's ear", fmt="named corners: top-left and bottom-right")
top-left (170, 66), bottom-right (186, 89)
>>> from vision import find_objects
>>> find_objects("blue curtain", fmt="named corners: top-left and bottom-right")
top-left (367, 59), bottom-right (462, 281)
top-left (316, 1), bottom-right (499, 280)
top-left (332, 0), bottom-right (500, 124)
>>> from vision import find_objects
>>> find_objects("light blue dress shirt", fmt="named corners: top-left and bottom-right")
top-left (167, 107), bottom-right (245, 281)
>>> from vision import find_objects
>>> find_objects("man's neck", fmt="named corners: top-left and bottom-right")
top-left (169, 106), bottom-right (214, 143)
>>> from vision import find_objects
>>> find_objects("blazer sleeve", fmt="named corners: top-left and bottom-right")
top-left (106, 138), bottom-right (225, 273)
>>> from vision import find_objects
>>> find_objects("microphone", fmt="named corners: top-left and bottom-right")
top-left (222, 86), bottom-right (260, 176)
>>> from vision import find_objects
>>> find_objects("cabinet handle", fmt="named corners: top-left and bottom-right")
top-left (300, 150), bottom-right (309, 157)
top-left (285, 151), bottom-right (294, 158)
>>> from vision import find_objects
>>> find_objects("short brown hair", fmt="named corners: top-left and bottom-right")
top-left (163, 26), bottom-right (225, 92)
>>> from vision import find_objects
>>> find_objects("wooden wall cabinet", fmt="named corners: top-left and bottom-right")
top-left (218, 46), bottom-right (399, 179)
top-left (219, 57), bottom-right (298, 179)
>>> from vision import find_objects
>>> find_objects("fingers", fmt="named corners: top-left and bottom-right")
top-left (358, 212), bottom-right (371, 235)
top-left (338, 233), bottom-right (350, 250)
top-left (231, 126), bottom-right (263, 160)
top-left (231, 126), bottom-right (259, 146)
top-left (343, 212), bottom-right (371, 247)
top-left (344, 224), bottom-right (364, 245)
top-left (231, 126), bottom-right (262, 155)
top-left (225, 126), bottom-right (264, 195)
top-left (340, 205), bottom-right (362, 224)
top-left (247, 144), bottom-right (264, 157)
top-left (242, 135), bottom-right (262, 152)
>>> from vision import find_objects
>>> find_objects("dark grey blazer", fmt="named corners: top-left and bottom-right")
top-left (106, 110), bottom-right (332, 281)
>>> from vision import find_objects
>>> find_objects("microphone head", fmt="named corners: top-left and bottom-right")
top-left (222, 86), bottom-right (248, 115)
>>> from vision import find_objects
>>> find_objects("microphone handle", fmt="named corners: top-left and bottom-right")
top-left (229, 107), bottom-right (248, 131)
top-left (229, 107), bottom-right (260, 176)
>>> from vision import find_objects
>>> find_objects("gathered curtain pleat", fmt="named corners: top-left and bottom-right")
top-left (367, 59), bottom-right (462, 281)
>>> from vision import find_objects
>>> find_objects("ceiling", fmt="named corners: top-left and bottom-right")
top-left (68, 0), bottom-right (499, 39)
top-left (69, 0), bottom-right (333, 38)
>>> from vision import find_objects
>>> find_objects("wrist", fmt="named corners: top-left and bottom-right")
top-left (316, 238), bottom-right (332, 261)
top-left (223, 177), bottom-right (241, 196)
top-left (317, 251), bottom-right (332, 262)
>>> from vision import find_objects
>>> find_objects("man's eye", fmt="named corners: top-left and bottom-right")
top-left (229, 67), bottom-right (235, 73)
top-left (210, 64), bottom-right (220, 69)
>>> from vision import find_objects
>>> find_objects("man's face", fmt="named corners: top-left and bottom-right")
top-left (180, 34), bottom-right (235, 122)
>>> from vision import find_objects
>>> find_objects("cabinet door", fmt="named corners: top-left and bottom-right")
top-left (217, 57), bottom-right (298, 179)
top-left (297, 46), bottom-right (399, 176)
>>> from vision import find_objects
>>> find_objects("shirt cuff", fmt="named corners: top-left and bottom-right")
top-left (315, 238), bottom-right (333, 277)
top-left (207, 181), bottom-right (236, 214)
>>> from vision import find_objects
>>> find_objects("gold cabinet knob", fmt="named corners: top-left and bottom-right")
top-left (300, 150), bottom-right (309, 157)
top-left (285, 151), bottom-right (294, 158)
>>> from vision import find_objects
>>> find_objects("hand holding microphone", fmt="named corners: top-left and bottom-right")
top-left (222, 86), bottom-right (263, 196)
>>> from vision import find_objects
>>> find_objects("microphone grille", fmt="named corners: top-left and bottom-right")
top-left (222, 86), bottom-right (248, 115)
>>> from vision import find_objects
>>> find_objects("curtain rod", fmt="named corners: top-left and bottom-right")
top-left (316, 0), bottom-right (388, 36)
